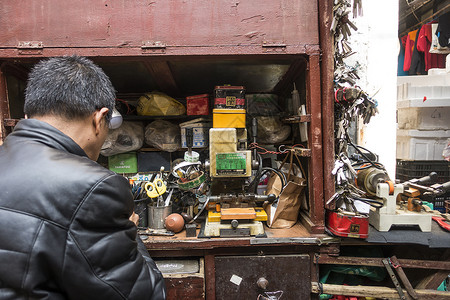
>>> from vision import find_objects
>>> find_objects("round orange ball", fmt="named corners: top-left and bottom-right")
top-left (165, 213), bottom-right (185, 233)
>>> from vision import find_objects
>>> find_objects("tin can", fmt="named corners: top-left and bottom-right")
top-left (147, 204), bottom-right (172, 229)
top-left (186, 94), bottom-right (210, 115)
top-left (214, 86), bottom-right (245, 109)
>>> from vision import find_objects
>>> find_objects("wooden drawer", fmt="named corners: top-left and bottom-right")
top-left (214, 254), bottom-right (311, 300)
top-left (157, 258), bottom-right (205, 300)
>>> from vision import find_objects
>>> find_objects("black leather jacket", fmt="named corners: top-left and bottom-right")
top-left (0, 119), bottom-right (166, 300)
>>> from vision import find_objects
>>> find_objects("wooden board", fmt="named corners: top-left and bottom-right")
top-left (0, 0), bottom-right (319, 57)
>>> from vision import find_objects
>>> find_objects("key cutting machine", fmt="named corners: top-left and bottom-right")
top-left (202, 90), bottom-right (275, 237)
top-left (356, 168), bottom-right (437, 232)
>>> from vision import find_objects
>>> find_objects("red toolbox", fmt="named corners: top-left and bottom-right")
top-left (325, 209), bottom-right (369, 239)
top-left (186, 94), bottom-right (210, 115)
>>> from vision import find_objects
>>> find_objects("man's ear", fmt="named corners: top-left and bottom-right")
top-left (93, 107), bottom-right (109, 135)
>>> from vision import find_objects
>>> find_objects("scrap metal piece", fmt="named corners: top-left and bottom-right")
top-left (382, 258), bottom-right (406, 300)
top-left (390, 256), bottom-right (419, 300)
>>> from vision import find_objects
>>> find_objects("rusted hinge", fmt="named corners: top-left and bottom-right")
top-left (17, 41), bottom-right (43, 55)
top-left (141, 41), bottom-right (166, 54)
top-left (262, 41), bottom-right (286, 53)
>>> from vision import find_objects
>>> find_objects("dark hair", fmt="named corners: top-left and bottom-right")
top-left (24, 55), bottom-right (116, 122)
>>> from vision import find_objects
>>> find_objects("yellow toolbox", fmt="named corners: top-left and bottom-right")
top-left (212, 108), bottom-right (246, 128)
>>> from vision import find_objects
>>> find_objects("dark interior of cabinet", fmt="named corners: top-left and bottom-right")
top-left (5, 54), bottom-right (308, 142)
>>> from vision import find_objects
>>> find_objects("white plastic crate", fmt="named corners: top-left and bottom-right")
top-left (396, 129), bottom-right (449, 160)
top-left (397, 107), bottom-right (450, 130)
top-left (397, 83), bottom-right (450, 105)
top-left (397, 73), bottom-right (450, 88)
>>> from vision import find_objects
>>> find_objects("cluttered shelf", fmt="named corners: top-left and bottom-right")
top-left (123, 115), bottom-right (209, 122)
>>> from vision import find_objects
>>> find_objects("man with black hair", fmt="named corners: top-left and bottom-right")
top-left (0, 56), bottom-right (166, 299)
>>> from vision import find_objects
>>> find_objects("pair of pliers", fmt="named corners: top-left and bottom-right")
top-left (432, 216), bottom-right (450, 232)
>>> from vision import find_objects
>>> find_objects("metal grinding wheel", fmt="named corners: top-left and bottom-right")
top-left (356, 166), bottom-right (390, 196)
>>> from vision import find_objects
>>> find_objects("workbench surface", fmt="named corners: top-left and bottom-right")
top-left (143, 222), bottom-right (334, 251)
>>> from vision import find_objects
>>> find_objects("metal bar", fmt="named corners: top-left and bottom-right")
top-left (390, 256), bottom-right (419, 300)
top-left (382, 258), bottom-right (406, 300)
top-left (317, 254), bottom-right (450, 271)
top-left (250, 237), bottom-right (320, 245)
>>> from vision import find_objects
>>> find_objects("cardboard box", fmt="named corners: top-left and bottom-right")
top-left (213, 108), bottom-right (246, 128)
top-left (180, 118), bottom-right (212, 148)
top-left (108, 152), bottom-right (138, 173)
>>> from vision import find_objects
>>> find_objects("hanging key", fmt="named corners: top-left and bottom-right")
top-left (353, 0), bottom-right (363, 18)
top-left (326, 188), bottom-right (345, 206)
top-left (340, 153), bottom-right (357, 177)
top-left (332, 160), bottom-right (344, 175)
top-left (336, 169), bottom-right (348, 185)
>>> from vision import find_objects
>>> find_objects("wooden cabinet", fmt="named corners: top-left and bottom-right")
top-left (0, 1), bottom-right (335, 298)
top-left (0, 0), bottom-right (334, 233)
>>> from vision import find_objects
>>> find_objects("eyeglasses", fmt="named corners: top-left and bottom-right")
top-left (109, 107), bottom-right (123, 129)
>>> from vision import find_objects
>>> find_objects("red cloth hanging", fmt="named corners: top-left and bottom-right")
top-left (416, 23), bottom-right (446, 71)
top-left (403, 30), bottom-right (418, 72)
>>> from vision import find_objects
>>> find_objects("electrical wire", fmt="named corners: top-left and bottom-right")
top-left (251, 167), bottom-right (287, 195)
top-left (344, 126), bottom-right (385, 170)
top-left (249, 143), bottom-right (289, 155)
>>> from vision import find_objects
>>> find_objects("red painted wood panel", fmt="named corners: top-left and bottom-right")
top-left (0, 0), bottom-right (318, 51)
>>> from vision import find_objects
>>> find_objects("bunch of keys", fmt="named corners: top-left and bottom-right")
top-left (331, 153), bottom-right (357, 186)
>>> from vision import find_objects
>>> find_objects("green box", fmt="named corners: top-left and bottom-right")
top-left (108, 152), bottom-right (138, 173)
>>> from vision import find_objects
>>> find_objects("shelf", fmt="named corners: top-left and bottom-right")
top-left (123, 115), bottom-right (211, 122)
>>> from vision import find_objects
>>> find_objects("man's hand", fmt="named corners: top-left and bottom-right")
top-left (129, 212), bottom-right (139, 226)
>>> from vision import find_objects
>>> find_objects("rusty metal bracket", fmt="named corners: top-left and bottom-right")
top-left (282, 114), bottom-right (312, 123)
top-left (141, 41), bottom-right (166, 54)
top-left (390, 256), bottom-right (419, 300)
top-left (17, 41), bottom-right (43, 55)
top-left (261, 41), bottom-right (286, 53)
top-left (382, 258), bottom-right (406, 300)
top-left (293, 147), bottom-right (312, 157)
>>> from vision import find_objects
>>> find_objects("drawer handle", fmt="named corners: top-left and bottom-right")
top-left (257, 277), bottom-right (269, 290)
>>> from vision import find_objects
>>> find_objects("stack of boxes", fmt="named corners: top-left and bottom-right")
top-left (212, 86), bottom-right (246, 128)
top-left (396, 71), bottom-right (450, 161)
